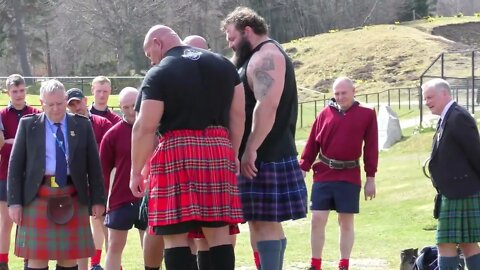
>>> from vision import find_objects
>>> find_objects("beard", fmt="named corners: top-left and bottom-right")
top-left (231, 36), bottom-right (253, 69)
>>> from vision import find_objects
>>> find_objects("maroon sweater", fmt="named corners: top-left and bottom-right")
top-left (300, 102), bottom-right (378, 186)
top-left (90, 114), bottom-right (113, 147)
top-left (90, 105), bottom-right (122, 125)
top-left (99, 120), bottom-right (139, 212)
top-left (0, 105), bottom-right (41, 180)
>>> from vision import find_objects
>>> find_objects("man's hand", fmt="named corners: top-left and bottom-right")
top-left (9, 205), bottom-right (22, 225)
top-left (364, 176), bottom-right (376, 200)
top-left (301, 170), bottom-right (307, 178)
top-left (130, 170), bottom-right (146, 198)
top-left (241, 149), bottom-right (258, 179)
top-left (5, 138), bottom-right (14, 144)
top-left (91, 204), bottom-right (105, 219)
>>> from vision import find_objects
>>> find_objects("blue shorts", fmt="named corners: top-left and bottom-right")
top-left (104, 201), bottom-right (147, 231)
top-left (0, 180), bottom-right (6, 202)
top-left (310, 181), bottom-right (361, 213)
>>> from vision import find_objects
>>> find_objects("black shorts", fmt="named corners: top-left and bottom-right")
top-left (310, 181), bottom-right (361, 213)
top-left (104, 201), bottom-right (147, 231)
top-left (153, 221), bottom-right (228, 236)
top-left (0, 180), bottom-right (6, 202)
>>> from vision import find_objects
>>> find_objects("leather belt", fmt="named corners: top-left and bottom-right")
top-left (318, 151), bottom-right (359, 170)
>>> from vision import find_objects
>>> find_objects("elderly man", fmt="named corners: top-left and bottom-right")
top-left (222, 7), bottom-right (308, 269)
top-left (300, 77), bottom-right (378, 270)
top-left (423, 78), bottom-right (480, 270)
top-left (131, 25), bottom-right (245, 270)
top-left (7, 79), bottom-right (106, 270)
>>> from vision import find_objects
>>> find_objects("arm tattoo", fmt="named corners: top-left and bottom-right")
top-left (253, 55), bottom-right (275, 98)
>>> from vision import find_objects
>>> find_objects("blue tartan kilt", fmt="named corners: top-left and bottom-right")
top-left (436, 192), bottom-right (480, 244)
top-left (237, 156), bottom-right (308, 222)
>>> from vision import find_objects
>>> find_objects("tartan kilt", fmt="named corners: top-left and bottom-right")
top-left (148, 127), bottom-right (244, 228)
top-left (436, 192), bottom-right (480, 244)
top-left (15, 185), bottom-right (95, 260)
top-left (187, 224), bottom-right (240, 239)
top-left (237, 156), bottom-right (308, 222)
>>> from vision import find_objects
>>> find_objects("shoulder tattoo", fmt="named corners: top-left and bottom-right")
top-left (253, 54), bottom-right (275, 98)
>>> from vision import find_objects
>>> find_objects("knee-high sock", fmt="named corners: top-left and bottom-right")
top-left (55, 265), bottom-right (78, 270)
top-left (257, 240), bottom-right (282, 270)
top-left (466, 253), bottom-right (480, 270)
top-left (279, 238), bottom-right (287, 270)
top-left (209, 245), bottom-right (235, 270)
top-left (438, 256), bottom-right (459, 270)
top-left (198, 251), bottom-right (212, 270)
top-left (164, 247), bottom-right (191, 270)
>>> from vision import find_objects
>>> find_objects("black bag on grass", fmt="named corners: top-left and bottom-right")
top-left (413, 246), bottom-right (465, 270)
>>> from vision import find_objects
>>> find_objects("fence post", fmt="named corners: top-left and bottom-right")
top-left (300, 103), bottom-right (303, 128)
top-left (388, 90), bottom-right (391, 106)
top-left (398, 88), bottom-right (401, 110)
top-left (472, 51), bottom-right (475, 114)
top-left (314, 100), bottom-right (317, 116)
top-left (377, 92), bottom-right (380, 111)
top-left (408, 88), bottom-right (411, 110)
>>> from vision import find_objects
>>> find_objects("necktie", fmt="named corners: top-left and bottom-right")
top-left (433, 118), bottom-right (442, 150)
top-left (54, 123), bottom-right (68, 187)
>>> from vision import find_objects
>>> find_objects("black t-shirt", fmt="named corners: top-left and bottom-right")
top-left (135, 46), bottom-right (240, 135)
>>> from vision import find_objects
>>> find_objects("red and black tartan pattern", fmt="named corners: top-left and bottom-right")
top-left (187, 224), bottom-right (240, 239)
top-left (148, 127), bottom-right (244, 228)
top-left (15, 185), bottom-right (95, 260)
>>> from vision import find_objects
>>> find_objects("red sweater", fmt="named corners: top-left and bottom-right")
top-left (0, 105), bottom-right (41, 180)
top-left (90, 114), bottom-right (113, 147)
top-left (300, 102), bottom-right (378, 186)
top-left (99, 121), bottom-right (139, 212)
top-left (90, 105), bottom-right (122, 125)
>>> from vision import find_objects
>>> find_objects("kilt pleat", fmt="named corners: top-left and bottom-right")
top-left (237, 156), bottom-right (308, 222)
top-left (15, 185), bottom-right (95, 260)
top-left (148, 127), bottom-right (244, 227)
top-left (437, 192), bottom-right (480, 244)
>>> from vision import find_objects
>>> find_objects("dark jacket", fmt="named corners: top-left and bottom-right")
top-left (7, 112), bottom-right (106, 207)
top-left (429, 102), bottom-right (480, 199)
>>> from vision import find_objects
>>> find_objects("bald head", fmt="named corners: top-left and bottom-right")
top-left (119, 87), bottom-right (138, 106)
top-left (333, 77), bottom-right (356, 111)
top-left (119, 87), bottom-right (138, 124)
top-left (183, 35), bottom-right (209, 50)
top-left (143, 25), bottom-right (183, 66)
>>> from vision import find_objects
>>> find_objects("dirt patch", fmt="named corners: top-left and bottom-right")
top-left (292, 60), bottom-right (304, 69)
top-left (432, 22), bottom-right (480, 49)
top-left (313, 78), bottom-right (335, 93)
top-left (351, 62), bottom-right (374, 81)
top-left (285, 47), bottom-right (298, 55)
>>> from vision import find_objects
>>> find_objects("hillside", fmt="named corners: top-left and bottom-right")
top-left (284, 16), bottom-right (480, 102)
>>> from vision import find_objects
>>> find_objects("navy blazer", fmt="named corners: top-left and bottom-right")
top-left (428, 102), bottom-right (480, 199)
top-left (7, 112), bottom-right (106, 207)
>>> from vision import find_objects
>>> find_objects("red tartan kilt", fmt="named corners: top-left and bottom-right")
top-left (15, 185), bottom-right (95, 260)
top-left (148, 127), bottom-right (244, 227)
top-left (188, 224), bottom-right (240, 239)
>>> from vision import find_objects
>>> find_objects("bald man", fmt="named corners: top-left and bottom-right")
top-left (100, 87), bottom-right (146, 270)
top-left (131, 25), bottom-right (245, 270)
top-left (300, 77), bottom-right (378, 270)
top-left (183, 35), bottom-right (208, 50)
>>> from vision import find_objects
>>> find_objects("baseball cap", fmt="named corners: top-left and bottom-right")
top-left (66, 88), bottom-right (85, 104)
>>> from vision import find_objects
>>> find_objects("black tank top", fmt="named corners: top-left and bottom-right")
top-left (238, 40), bottom-right (298, 162)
